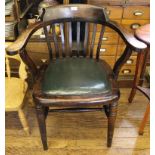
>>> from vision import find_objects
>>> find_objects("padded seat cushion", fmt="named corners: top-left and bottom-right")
top-left (41, 58), bottom-right (112, 96)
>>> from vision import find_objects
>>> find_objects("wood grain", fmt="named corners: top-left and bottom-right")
top-left (6, 88), bottom-right (150, 154)
top-left (5, 4), bottom-right (148, 151)
top-left (6, 4), bottom-right (147, 55)
top-left (123, 6), bottom-right (150, 20)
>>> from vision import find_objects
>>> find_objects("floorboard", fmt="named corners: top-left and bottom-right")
top-left (6, 88), bottom-right (150, 155)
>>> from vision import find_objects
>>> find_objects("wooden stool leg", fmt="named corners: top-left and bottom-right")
top-left (128, 88), bottom-right (137, 103)
top-left (128, 52), bottom-right (145, 103)
top-left (107, 102), bottom-right (118, 147)
top-left (139, 48), bottom-right (150, 86)
top-left (139, 103), bottom-right (150, 135)
top-left (18, 108), bottom-right (30, 135)
top-left (36, 104), bottom-right (48, 150)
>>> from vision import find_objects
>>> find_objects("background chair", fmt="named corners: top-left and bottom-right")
top-left (5, 44), bottom-right (30, 135)
top-left (6, 4), bottom-right (147, 150)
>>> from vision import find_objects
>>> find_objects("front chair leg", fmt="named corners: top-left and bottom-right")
top-left (103, 105), bottom-right (110, 117)
top-left (35, 104), bottom-right (48, 150)
top-left (107, 102), bottom-right (118, 147)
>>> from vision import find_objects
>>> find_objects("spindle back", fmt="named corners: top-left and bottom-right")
top-left (35, 4), bottom-right (112, 60)
top-left (6, 4), bottom-right (147, 81)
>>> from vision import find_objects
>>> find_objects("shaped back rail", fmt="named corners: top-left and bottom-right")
top-left (39, 4), bottom-right (108, 59)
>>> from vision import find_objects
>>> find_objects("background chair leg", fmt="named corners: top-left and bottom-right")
top-left (18, 108), bottom-right (30, 135)
top-left (35, 104), bottom-right (48, 150)
top-left (128, 88), bottom-right (137, 103)
top-left (139, 104), bottom-right (150, 135)
top-left (107, 102), bottom-right (118, 147)
top-left (128, 52), bottom-right (145, 103)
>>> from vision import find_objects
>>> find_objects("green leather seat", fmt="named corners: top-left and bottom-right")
top-left (41, 58), bottom-right (112, 96)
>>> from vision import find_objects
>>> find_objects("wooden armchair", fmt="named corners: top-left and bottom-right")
top-left (6, 4), bottom-right (147, 150)
top-left (5, 50), bottom-right (30, 135)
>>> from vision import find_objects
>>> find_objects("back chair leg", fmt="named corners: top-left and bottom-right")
top-left (139, 103), bottom-right (150, 135)
top-left (107, 102), bottom-right (118, 147)
top-left (35, 104), bottom-right (48, 150)
top-left (18, 108), bottom-right (30, 135)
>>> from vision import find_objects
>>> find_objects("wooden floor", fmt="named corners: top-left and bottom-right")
top-left (6, 88), bottom-right (150, 155)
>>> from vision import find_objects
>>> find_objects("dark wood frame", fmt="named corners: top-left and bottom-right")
top-left (6, 4), bottom-right (147, 150)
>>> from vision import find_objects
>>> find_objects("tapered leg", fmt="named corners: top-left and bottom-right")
top-left (36, 104), bottom-right (48, 150)
top-left (44, 107), bottom-right (49, 119)
top-left (128, 88), bottom-right (137, 103)
top-left (18, 108), bottom-right (30, 135)
top-left (107, 102), bottom-right (118, 147)
top-left (139, 103), bottom-right (150, 135)
top-left (128, 52), bottom-right (145, 103)
top-left (103, 105), bottom-right (110, 117)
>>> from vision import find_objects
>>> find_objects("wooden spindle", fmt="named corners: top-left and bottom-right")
top-left (68, 22), bottom-right (72, 56)
top-left (52, 24), bottom-right (59, 58)
top-left (84, 22), bottom-right (88, 57)
top-left (43, 26), bottom-right (53, 59)
top-left (90, 24), bottom-right (97, 58)
top-left (96, 25), bottom-right (105, 60)
top-left (77, 22), bottom-right (80, 57)
top-left (60, 23), bottom-right (65, 57)
top-left (5, 56), bottom-right (11, 79)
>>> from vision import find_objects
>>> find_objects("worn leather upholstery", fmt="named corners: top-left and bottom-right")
top-left (41, 58), bottom-right (112, 96)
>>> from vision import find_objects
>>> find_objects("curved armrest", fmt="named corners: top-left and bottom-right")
top-left (107, 20), bottom-right (147, 51)
top-left (6, 21), bottom-right (43, 55)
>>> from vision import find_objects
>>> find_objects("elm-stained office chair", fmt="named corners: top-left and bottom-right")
top-left (6, 4), bottom-right (147, 150)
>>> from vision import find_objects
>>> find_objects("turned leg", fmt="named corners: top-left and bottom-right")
top-left (35, 104), bottom-right (48, 150)
top-left (18, 108), bottom-right (30, 135)
top-left (107, 102), bottom-right (118, 147)
top-left (139, 103), bottom-right (150, 135)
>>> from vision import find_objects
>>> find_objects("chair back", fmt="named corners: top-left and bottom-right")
top-left (5, 53), bottom-right (27, 81)
top-left (7, 4), bottom-right (144, 78)
top-left (29, 4), bottom-right (118, 61)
